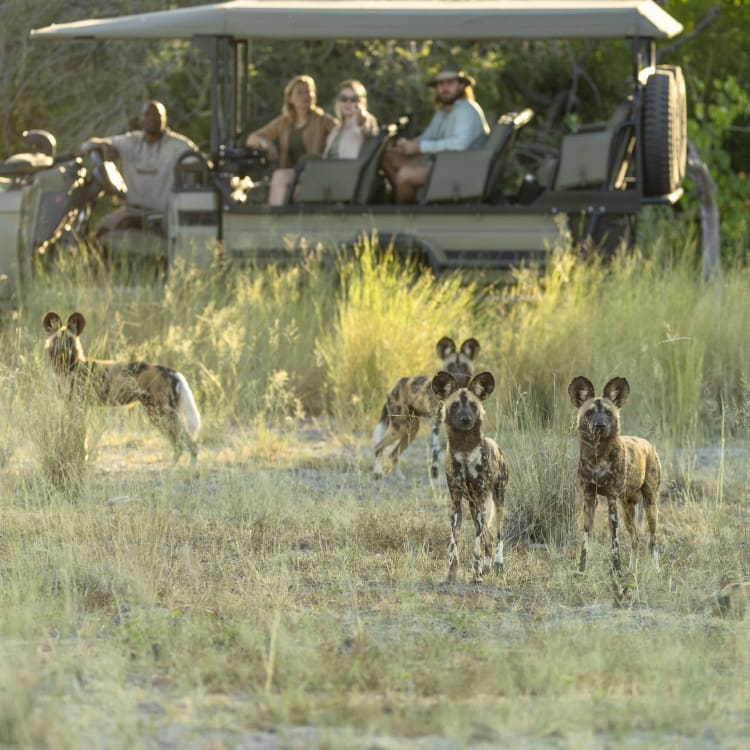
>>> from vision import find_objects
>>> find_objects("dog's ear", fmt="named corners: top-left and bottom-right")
top-left (603, 377), bottom-right (630, 408)
top-left (460, 338), bottom-right (480, 361)
top-left (568, 376), bottom-right (595, 407)
top-left (66, 312), bottom-right (86, 336)
top-left (436, 337), bottom-right (456, 360)
top-left (469, 371), bottom-right (495, 400)
top-left (42, 312), bottom-right (63, 334)
top-left (432, 370), bottom-right (458, 400)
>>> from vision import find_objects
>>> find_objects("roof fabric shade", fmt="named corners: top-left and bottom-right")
top-left (31, 1), bottom-right (683, 42)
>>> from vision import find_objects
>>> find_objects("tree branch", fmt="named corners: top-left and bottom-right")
top-left (657, 5), bottom-right (721, 61)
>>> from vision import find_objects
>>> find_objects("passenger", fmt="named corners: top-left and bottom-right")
top-left (80, 100), bottom-right (198, 233)
top-left (323, 80), bottom-right (379, 159)
top-left (380, 67), bottom-right (490, 204)
top-left (245, 74), bottom-right (338, 206)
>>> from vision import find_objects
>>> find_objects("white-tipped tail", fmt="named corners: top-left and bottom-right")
top-left (372, 417), bottom-right (387, 448)
top-left (175, 372), bottom-right (201, 438)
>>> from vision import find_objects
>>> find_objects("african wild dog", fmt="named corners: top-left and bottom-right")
top-left (568, 376), bottom-right (660, 588)
top-left (43, 311), bottom-right (201, 464)
top-left (431, 370), bottom-right (508, 583)
top-left (373, 337), bottom-right (480, 479)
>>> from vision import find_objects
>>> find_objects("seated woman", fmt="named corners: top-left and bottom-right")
top-left (246, 74), bottom-right (338, 205)
top-left (323, 80), bottom-right (379, 159)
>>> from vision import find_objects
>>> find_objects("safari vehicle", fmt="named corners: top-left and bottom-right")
top-left (0, 130), bottom-right (100, 310)
top-left (1, 0), bottom-right (686, 309)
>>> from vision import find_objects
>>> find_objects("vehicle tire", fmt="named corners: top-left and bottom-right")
top-left (591, 214), bottom-right (636, 255)
top-left (642, 65), bottom-right (687, 197)
top-left (568, 212), bottom-right (636, 257)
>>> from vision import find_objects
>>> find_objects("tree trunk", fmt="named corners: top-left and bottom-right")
top-left (687, 140), bottom-right (721, 281)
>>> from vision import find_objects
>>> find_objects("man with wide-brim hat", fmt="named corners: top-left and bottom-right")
top-left (426, 68), bottom-right (477, 87)
top-left (381, 65), bottom-right (489, 204)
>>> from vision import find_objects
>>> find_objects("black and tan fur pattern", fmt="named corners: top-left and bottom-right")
top-left (43, 311), bottom-right (201, 464)
top-left (568, 376), bottom-right (660, 587)
top-left (373, 337), bottom-right (480, 479)
top-left (432, 370), bottom-right (508, 583)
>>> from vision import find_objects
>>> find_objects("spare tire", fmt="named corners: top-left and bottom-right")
top-left (642, 65), bottom-right (687, 197)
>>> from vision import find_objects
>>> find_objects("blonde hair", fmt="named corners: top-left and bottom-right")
top-left (282, 75), bottom-right (322, 120)
top-left (334, 79), bottom-right (369, 120)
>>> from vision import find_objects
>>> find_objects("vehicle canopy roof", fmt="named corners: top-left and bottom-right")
top-left (31, 0), bottom-right (683, 42)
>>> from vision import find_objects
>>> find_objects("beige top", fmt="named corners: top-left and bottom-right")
top-left (323, 111), bottom-right (379, 159)
top-left (110, 128), bottom-right (198, 212)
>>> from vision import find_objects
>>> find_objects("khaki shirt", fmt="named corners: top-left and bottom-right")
top-left (110, 129), bottom-right (198, 213)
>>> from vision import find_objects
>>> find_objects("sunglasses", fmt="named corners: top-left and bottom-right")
top-left (338, 94), bottom-right (360, 103)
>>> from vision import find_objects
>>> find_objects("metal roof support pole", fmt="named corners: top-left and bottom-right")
top-left (233, 40), bottom-right (248, 148)
top-left (198, 35), bottom-right (233, 156)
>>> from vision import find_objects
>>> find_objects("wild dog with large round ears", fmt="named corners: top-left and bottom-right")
top-left (568, 376), bottom-right (660, 584)
top-left (431, 370), bottom-right (508, 584)
top-left (42, 311), bottom-right (201, 464)
top-left (373, 336), bottom-right (480, 479)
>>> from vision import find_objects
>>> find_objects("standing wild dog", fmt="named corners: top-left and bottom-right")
top-left (568, 376), bottom-right (660, 584)
top-left (431, 370), bottom-right (508, 583)
top-left (373, 337), bottom-right (480, 479)
top-left (43, 311), bottom-right (201, 464)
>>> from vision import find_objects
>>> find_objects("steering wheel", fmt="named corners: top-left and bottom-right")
top-left (87, 147), bottom-right (128, 199)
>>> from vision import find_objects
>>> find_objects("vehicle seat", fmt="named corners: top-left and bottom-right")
top-left (0, 152), bottom-right (54, 176)
top-left (0, 129), bottom-right (57, 177)
top-left (420, 108), bottom-right (535, 204)
top-left (552, 103), bottom-right (634, 190)
top-left (295, 126), bottom-right (396, 205)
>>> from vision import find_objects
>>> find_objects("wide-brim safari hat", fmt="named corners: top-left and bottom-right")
top-left (427, 68), bottom-right (476, 87)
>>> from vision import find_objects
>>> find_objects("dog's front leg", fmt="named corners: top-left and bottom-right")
top-left (430, 409), bottom-right (442, 479)
top-left (447, 495), bottom-right (462, 583)
top-left (607, 496), bottom-right (624, 578)
top-left (578, 489), bottom-right (597, 574)
top-left (622, 500), bottom-right (640, 572)
top-left (470, 501), bottom-right (487, 584)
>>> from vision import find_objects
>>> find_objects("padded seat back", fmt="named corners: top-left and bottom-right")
top-left (421, 108), bottom-right (534, 204)
top-left (0, 152), bottom-right (54, 177)
top-left (553, 103), bottom-right (633, 190)
top-left (295, 129), bottom-right (393, 205)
